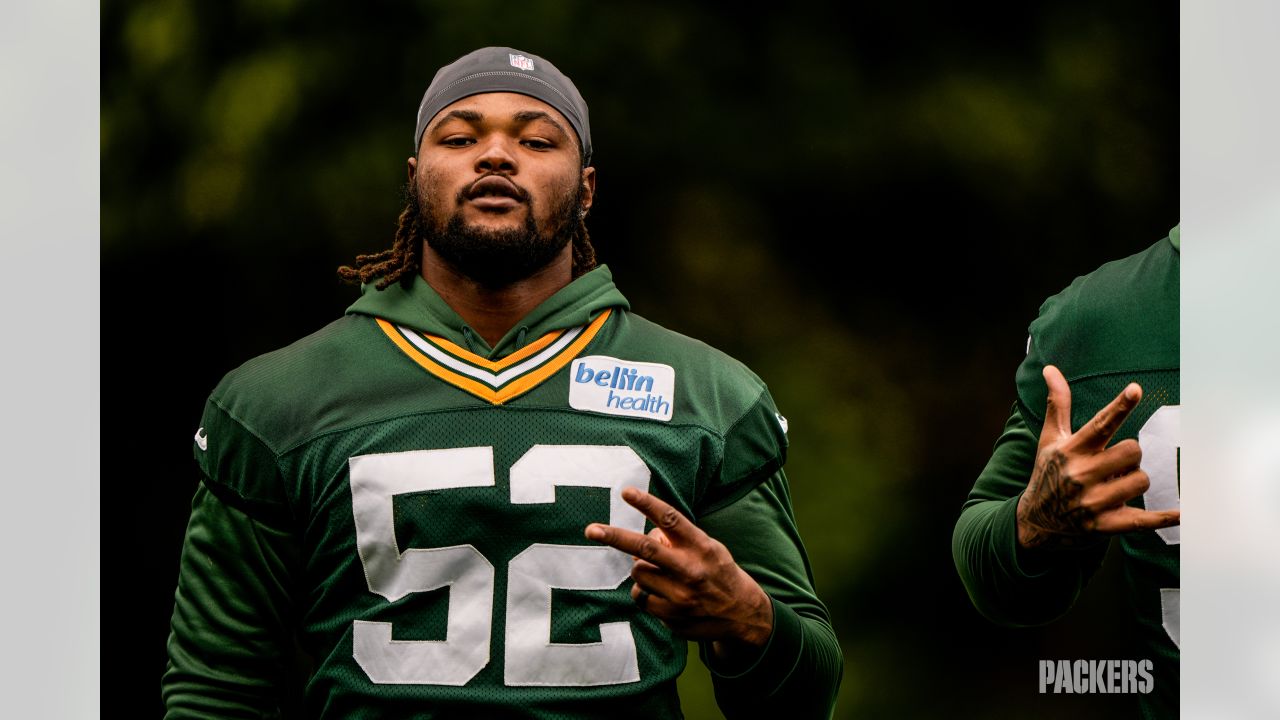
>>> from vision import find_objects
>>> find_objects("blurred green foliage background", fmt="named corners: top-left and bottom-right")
top-left (102, 1), bottom-right (1177, 716)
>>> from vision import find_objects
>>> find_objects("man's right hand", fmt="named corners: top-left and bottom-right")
top-left (1016, 365), bottom-right (1181, 550)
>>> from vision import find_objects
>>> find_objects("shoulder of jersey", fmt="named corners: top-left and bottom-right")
top-left (590, 311), bottom-right (772, 427)
top-left (618, 313), bottom-right (765, 383)
top-left (206, 314), bottom-right (391, 452)
top-left (1029, 237), bottom-right (1179, 372)
top-left (1017, 237), bottom-right (1179, 421)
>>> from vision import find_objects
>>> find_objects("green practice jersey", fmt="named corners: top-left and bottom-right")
top-left (164, 267), bottom-right (842, 719)
top-left (953, 229), bottom-right (1180, 718)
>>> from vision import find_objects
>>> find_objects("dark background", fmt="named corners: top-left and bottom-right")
top-left (102, 1), bottom-right (1177, 716)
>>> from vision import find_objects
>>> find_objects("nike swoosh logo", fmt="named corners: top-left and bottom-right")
top-left (194, 427), bottom-right (208, 451)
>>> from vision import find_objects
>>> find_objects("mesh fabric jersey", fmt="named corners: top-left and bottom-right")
top-left (163, 267), bottom-right (837, 719)
top-left (955, 230), bottom-right (1180, 719)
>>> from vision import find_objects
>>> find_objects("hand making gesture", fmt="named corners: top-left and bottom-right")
top-left (585, 487), bottom-right (774, 662)
top-left (1017, 365), bottom-right (1181, 549)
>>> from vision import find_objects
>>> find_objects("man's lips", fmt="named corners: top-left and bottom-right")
top-left (464, 175), bottom-right (527, 210)
top-left (469, 195), bottom-right (521, 210)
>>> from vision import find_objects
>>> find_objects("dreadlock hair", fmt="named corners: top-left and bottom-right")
top-left (336, 197), bottom-right (424, 290)
top-left (337, 184), bottom-right (597, 289)
top-left (568, 210), bottom-right (597, 279)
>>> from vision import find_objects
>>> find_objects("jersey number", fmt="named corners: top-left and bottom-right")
top-left (1139, 405), bottom-right (1181, 648)
top-left (348, 445), bottom-right (650, 686)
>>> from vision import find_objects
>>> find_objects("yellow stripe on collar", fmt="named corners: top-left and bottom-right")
top-left (376, 309), bottom-right (612, 405)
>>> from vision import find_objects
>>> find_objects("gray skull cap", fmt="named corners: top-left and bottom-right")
top-left (413, 47), bottom-right (592, 165)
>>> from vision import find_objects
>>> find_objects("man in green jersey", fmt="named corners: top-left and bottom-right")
top-left (163, 46), bottom-right (842, 718)
top-left (953, 227), bottom-right (1181, 718)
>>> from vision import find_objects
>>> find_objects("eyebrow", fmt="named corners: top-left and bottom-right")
top-left (430, 109), bottom-right (569, 138)
top-left (431, 109), bottom-right (482, 134)
top-left (512, 110), bottom-right (569, 138)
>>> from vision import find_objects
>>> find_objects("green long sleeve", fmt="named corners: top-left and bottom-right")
top-left (697, 470), bottom-right (844, 719)
top-left (951, 405), bottom-right (1109, 627)
top-left (163, 482), bottom-right (304, 719)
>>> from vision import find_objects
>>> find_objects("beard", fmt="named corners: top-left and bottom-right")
top-left (413, 176), bottom-right (584, 288)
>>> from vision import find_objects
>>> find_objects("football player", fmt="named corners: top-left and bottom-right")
top-left (163, 47), bottom-right (843, 718)
top-left (952, 226), bottom-right (1181, 718)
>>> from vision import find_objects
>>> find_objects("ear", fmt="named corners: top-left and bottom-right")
top-left (407, 156), bottom-right (418, 184)
top-left (579, 166), bottom-right (596, 213)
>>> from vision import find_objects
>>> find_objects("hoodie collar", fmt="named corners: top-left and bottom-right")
top-left (346, 265), bottom-right (629, 359)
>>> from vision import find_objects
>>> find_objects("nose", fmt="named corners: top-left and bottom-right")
top-left (474, 135), bottom-right (517, 174)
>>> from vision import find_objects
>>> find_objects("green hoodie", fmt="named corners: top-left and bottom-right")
top-left (164, 267), bottom-right (843, 719)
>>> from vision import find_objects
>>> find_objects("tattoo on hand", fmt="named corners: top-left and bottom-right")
top-left (1019, 451), bottom-right (1096, 548)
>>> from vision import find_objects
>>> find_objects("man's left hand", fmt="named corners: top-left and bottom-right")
top-left (585, 487), bottom-right (774, 661)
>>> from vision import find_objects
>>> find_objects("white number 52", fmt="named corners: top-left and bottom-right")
top-left (347, 445), bottom-right (650, 687)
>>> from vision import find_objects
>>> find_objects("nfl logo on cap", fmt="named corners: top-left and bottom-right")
top-left (509, 54), bottom-right (535, 71)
